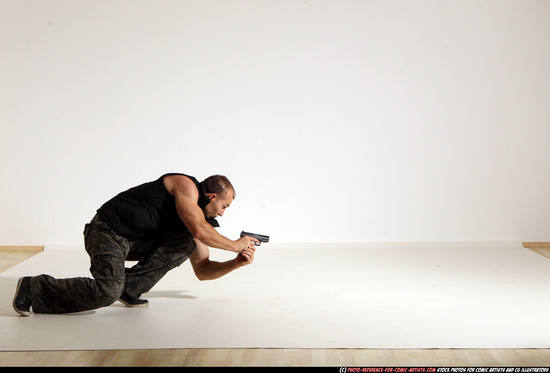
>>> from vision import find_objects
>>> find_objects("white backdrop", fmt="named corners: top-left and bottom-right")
top-left (2, 0), bottom-right (549, 245)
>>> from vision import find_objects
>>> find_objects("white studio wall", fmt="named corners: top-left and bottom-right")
top-left (2, 0), bottom-right (549, 246)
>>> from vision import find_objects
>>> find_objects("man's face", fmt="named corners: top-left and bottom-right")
top-left (204, 190), bottom-right (234, 219)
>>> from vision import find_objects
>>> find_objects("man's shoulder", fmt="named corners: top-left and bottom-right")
top-left (163, 173), bottom-right (199, 196)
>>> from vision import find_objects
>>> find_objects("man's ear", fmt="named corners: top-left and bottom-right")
top-left (207, 193), bottom-right (217, 201)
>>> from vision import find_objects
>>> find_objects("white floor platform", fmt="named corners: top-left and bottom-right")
top-left (1, 242), bottom-right (550, 351)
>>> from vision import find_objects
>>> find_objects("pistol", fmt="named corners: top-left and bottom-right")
top-left (240, 231), bottom-right (270, 246)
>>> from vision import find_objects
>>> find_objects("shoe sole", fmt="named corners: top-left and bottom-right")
top-left (13, 277), bottom-right (31, 316)
top-left (118, 298), bottom-right (149, 308)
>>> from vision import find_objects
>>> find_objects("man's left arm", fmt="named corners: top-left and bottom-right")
top-left (189, 238), bottom-right (255, 281)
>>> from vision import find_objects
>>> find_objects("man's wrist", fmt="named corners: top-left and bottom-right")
top-left (230, 241), bottom-right (240, 253)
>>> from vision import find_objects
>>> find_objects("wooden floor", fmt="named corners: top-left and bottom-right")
top-left (1, 247), bottom-right (550, 367)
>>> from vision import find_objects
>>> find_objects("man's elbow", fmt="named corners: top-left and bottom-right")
top-left (194, 270), bottom-right (210, 281)
top-left (191, 230), bottom-right (202, 241)
top-left (192, 261), bottom-right (211, 281)
top-left (190, 226), bottom-right (207, 242)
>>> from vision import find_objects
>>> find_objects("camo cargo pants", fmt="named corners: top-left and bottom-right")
top-left (29, 214), bottom-right (196, 314)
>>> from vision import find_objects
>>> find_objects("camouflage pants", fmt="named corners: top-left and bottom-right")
top-left (29, 214), bottom-right (196, 314)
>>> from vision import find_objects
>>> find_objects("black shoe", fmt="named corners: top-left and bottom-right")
top-left (118, 292), bottom-right (149, 308)
top-left (13, 277), bottom-right (32, 316)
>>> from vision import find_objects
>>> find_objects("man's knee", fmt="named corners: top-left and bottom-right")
top-left (96, 280), bottom-right (125, 306)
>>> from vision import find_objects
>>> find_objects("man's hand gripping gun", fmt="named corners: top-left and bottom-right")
top-left (240, 231), bottom-right (270, 246)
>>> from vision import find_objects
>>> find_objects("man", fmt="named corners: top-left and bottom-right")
top-left (13, 173), bottom-right (259, 315)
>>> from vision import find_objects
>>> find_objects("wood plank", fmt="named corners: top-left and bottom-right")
top-left (1, 348), bottom-right (550, 367)
top-left (522, 242), bottom-right (550, 248)
top-left (0, 246), bottom-right (44, 252)
top-left (0, 250), bottom-right (42, 272)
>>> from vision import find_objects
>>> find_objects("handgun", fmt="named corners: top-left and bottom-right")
top-left (240, 231), bottom-right (270, 246)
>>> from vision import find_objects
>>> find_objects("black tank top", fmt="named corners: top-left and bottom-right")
top-left (97, 173), bottom-right (219, 240)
